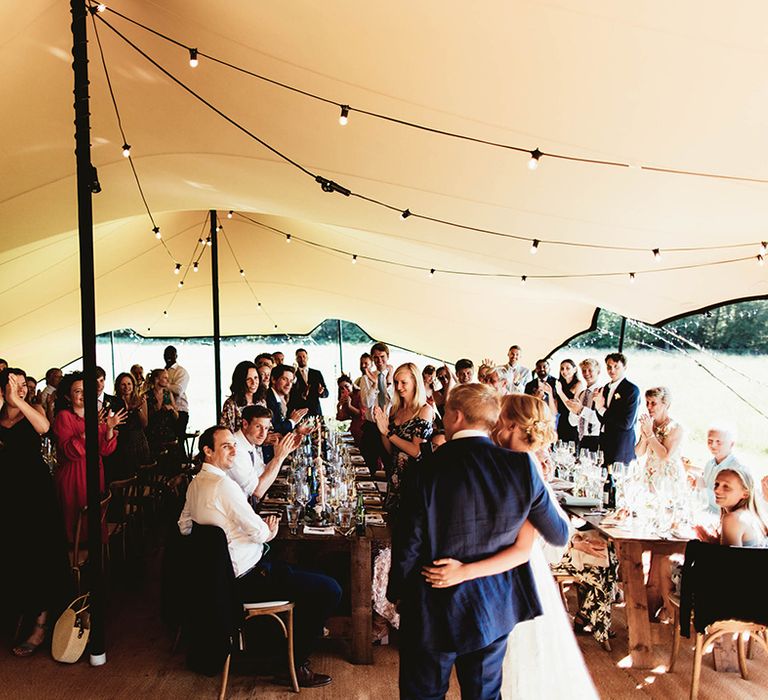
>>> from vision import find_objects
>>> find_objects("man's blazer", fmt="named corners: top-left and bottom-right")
top-left (265, 390), bottom-right (294, 435)
top-left (387, 435), bottom-right (569, 654)
top-left (597, 377), bottom-right (640, 465)
top-left (289, 367), bottom-right (328, 416)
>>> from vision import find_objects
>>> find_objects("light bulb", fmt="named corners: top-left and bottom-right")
top-left (530, 239), bottom-right (539, 255)
top-left (239, 269), bottom-right (245, 277)
top-left (428, 268), bottom-right (435, 278)
top-left (653, 248), bottom-right (661, 261)
top-left (286, 234), bottom-right (292, 243)
top-left (629, 272), bottom-right (636, 283)
top-left (528, 148), bottom-right (542, 170)
top-left (174, 263), bottom-right (181, 275)
top-left (759, 255), bottom-right (765, 267)
top-left (96, 3), bottom-right (106, 13)
top-left (189, 48), bottom-right (198, 68)
top-left (206, 237), bottom-right (212, 247)
top-left (761, 241), bottom-right (767, 255)
top-left (520, 275), bottom-right (527, 285)
top-left (121, 143), bottom-right (131, 158)
top-left (227, 210), bottom-right (233, 219)
top-left (153, 226), bottom-right (161, 240)
top-left (193, 261), bottom-right (199, 272)
top-left (339, 105), bottom-right (349, 126)
top-left (352, 254), bottom-right (357, 264)
top-left (178, 280), bottom-right (184, 288)
top-left (400, 209), bottom-right (411, 220)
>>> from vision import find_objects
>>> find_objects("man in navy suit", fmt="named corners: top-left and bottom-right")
top-left (388, 384), bottom-right (569, 700)
top-left (593, 352), bottom-right (641, 465)
top-left (289, 348), bottom-right (329, 417)
top-left (266, 364), bottom-right (308, 435)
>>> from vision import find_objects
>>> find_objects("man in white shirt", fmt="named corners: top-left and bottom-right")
top-left (697, 425), bottom-right (747, 513)
top-left (497, 345), bottom-right (531, 395)
top-left (359, 342), bottom-right (393, 476)
top-left (179, 426), bottom-right (341, 687)
top-left (230, 405), bottom-right (301, 502)
top-left (164, 345), bottom-right (190, 441)
top-left (564, 358), bottom-right (602, 452)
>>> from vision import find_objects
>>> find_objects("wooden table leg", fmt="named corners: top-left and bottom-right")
top-left (350, 535), bottom-right (373, 664)
top-left (618, 541), bottom-right (655, 669)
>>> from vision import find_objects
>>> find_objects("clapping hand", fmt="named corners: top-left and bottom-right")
top-left (694, 524), bottom-right (719, 545)
top-left (289, 407), bottom-right (309, 424)
top-left (592, 388), bottom-right (606, 412)
top-left (564, 397), bottom-right (582, 414)
top-left (263, 514), bottom-right (280, 540)
top-left (373, 405), bottom-right (389, 435)
top-left (265, 430), bottom-right (280, 447)
top-left (422, 558), bottom-right (467, 588)
top-left (276, 431), bottom-right (302, 460)
top-left (102, 407), bottom-right (128, 430)
top-left (5, 374), bottom-right (25, 408)
top-left (638, 414), bottom-right (653, 438)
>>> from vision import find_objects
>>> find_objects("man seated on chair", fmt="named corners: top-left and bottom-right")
top-left (229, 405), bottom-right (301, 504)
top-left (178, 425), bottom-right (341, 688)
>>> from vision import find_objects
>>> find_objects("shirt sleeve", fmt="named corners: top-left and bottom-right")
top-left (178, 499), bottom-right (193, 535)
top-left (220, 479), bottom-right (271, 543)
top-left (168, 366), bottom-right (190, 397)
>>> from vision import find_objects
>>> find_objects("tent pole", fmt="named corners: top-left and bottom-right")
top-left (71, 0), bottom-right (107, 665)
top-left (618, 316), bottom-right (627, 352)
top-left (210, 210), bottom-right (222, 421)
top-left (337, 319), bottom-right (344, 375)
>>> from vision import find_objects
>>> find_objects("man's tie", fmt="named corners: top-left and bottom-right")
top-left (377, 371), bottom-right (388, 409)
top-left (249, 449), bottom-right (255, 467)
top-left (579, 388), bottom-right (592, 437)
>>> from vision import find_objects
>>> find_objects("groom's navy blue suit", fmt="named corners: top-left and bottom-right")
top-left (388, 435), bottom-right (569, 700)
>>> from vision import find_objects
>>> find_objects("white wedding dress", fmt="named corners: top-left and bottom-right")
top-left (502, 525), bottom-right (599, 698)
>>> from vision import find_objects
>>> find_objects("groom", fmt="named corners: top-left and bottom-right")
top-left (387, 383), bottom-right (569, 699)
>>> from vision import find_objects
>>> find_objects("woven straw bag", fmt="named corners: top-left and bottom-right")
top-left (52, 594), bottom-right (90, 663)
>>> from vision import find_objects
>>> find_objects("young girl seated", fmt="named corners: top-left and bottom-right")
top-left (696, 467), bottom-right (768, 547)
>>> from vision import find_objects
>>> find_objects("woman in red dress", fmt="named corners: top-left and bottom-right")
top-left (52, 372), bottom-right (125, 541)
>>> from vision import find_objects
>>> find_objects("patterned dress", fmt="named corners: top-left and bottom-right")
top-left (642, 419), bottom-right (685, 493)
top-left (383, 414), bottom-right (432, 516)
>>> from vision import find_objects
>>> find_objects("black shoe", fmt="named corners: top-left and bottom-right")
top-left (277, 662), bottom-right (332, 688)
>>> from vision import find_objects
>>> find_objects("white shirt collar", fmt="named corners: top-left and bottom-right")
top-left (201, 462), bottom-right (226, 477)
top-left (234, 429), bottom-right (259, 450)
top-left (451, 429), bottom-right (489, 441)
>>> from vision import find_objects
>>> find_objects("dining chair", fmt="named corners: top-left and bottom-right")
top-left (107, 476), bottom-right (139, 561)
top-left (70, 491), bottom-right (112, 593)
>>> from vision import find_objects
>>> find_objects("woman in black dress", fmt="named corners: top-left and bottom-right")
top-left (108, 372), bottom-right (150, 482)
top-left (555, 359), bottom-right (584, 444)
top-left (0, 368), bottom-right (71, 656)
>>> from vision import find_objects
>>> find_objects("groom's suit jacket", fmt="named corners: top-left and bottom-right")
top-left (597, 377), bottom-right (640, 466)
top-left (387, 436), bottom-right (569, 654)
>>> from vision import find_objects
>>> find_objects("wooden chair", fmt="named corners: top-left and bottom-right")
top-left (219, 601), bottom-right (300, 698)
top-left (70, 491), bottom-right (112, 592)
top-left (107, 476), bottom-right (139, 561)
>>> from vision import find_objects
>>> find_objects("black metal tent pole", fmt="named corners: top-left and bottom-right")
top-left (337, 319), bottom-right (344, 375)
top-left (210, 210), bottom-right (222, 421)
top-left (71, 0), bottom-right (107, 664)
top-left (618, 316), bottom-right (627, 352)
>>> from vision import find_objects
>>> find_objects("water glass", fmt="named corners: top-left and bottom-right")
top-left (285, 505), bottom-right (300, 535)
top-left (337, 506), bottom-right (354, 530)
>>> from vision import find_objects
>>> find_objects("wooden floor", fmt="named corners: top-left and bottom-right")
top-left (1, 556), bottom-right (767, 699)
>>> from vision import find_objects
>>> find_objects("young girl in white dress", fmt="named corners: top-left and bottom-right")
top-left (421, 394), bottom-right (598, 699)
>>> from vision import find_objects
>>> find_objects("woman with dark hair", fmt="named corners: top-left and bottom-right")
top-left (554, 359), bottom-right (583, 443)
top-left (52, 371), bottom-right (126, 541)
top-left (0, 368), bottom-right (72, 656)
top-left (109, 371), bottom-right (150, 481)
top-left (220, 361), bottom-right (260, 433)
top-left (146, 368), bottom-right (179, 459)
top-left (335, 375), bottom-right (364, 446)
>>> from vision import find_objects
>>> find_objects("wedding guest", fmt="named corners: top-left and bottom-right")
top-left (696, 424), bottom-right (744, 512)
top-left (422, 365), bottom-right (437, 409)
top-left (271, 350), bottom-right (285, 366)
top-left (696, 467), bottom-right (768, 547)
top-left (254, 359), bottom-right (272, 406)
top-left (109, 371), bottom-right (150, 481)
top-left (41, 367), bottom-right (63, 422)
top-left (373, 363), bottom-right (433, 516)
top-left (266, 364), bottom-right (308, 435)
top-left (498, 345), bottom-right (531, 394)
top-left (146, 368), bottom-right (179, 458)
top-left (359, 342), bottom-right (393, 476)
top-left (220, 361), bottom-right (260, 433)
top-left (229, 406), bottom-right (301, 502)
top-left (289, 348), bottom-right (329, 417)
top-left (454, 358), bottom-right (475, 384)
top-left (634, 386), bottom-right (685, 488)
top-left (0, 359), bottom-right (6, 372)
top-left (554, 359), bottom-right (583, 443)
top-left (53, 371), bottom-right (125, 541)
top-left (24, 375), bottom-right (41, 406)
top-left (164, 345), bottom-right (190, 443)
top-left (354, 353), bottom-right (372, 390)
top-left (96, 366), bottom-right (116, 412)
top-left (480, 366), bottom-right (505, 394)
top-left (593, 353), bottom-right (640, 466)
top-left (0, 368), bottom-right (72, 657)
top-left (524, 359), bottom-right (558, 417)
top-left (178, 426), bottom-right (340, 687)
top-left (336, 375), bottom-right (364, 446)
top-left (477, 363), bottom-right (492, 384)
top-left (130, 364), bottom-right (146, 394)
top-left (564, 358), bottom-right (602, 452)
top-left (433, 365), bottom-right (453, 414)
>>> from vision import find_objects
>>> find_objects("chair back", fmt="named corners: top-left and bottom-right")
top-left (108, 476), bottom-right (139, 521)
top-left (72, 491), bottom-right (112, 566)
top-left (679, 540), bottom-right (768, 637)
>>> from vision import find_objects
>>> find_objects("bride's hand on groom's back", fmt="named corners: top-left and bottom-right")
top-left (422, 559), bottom-right (467, 588)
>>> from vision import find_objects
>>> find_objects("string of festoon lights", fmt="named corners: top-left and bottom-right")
top-left (90, 13), bottom-right (281, 330)
top-left (88, 4), bottom-right (768, 267)
top-left (233, 212), bottom-right (759, 285)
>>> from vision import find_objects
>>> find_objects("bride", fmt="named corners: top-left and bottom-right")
top-left (422, 394), bottom-right (598, 699)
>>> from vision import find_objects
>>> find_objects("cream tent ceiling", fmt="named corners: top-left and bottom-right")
top-left (3, 0), bottom-right (768, 374)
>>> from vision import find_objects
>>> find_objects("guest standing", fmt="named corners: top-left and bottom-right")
top-left (164, 345), bottom-right (190, 443)
top-left (554, 359), bottom-right (583, 443)
top-left (146, 368), bottom-right (179, 459)
top-left (220, 361), bottom-right (260, 433)
top-left (335, 375), bottom-right (364, 447)
top-left (52, 372), bottom-right (125, 541)
top-left (289, 348), bottom-right (329, 417)
top-left (0, 368), bottom-right (72, 657)
top-left (109, 371), bottom-right (150, 481)
top-left (593, 353), bottom-right (640, 466)
top-left (563, 358), bottom-right (602, 452)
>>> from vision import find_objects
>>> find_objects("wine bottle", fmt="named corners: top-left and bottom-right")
top-left (604, 464), bottom-right (616, 510)
top-left (355, 491), bottom-right (366, 535)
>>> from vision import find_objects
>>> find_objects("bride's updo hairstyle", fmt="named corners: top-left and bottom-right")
top-left (645, 386), bottom-right (671, 406)
top-left (496, 394), bottom-right (557, 451)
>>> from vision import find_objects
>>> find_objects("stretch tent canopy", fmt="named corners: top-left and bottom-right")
top-left (3, 0), bottom-right (768, 373)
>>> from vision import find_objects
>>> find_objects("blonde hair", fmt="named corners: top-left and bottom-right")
top-left (579, 358), bottom-right (600, 373)
top-left (645, 386), bottom-right (671, 406)
top-left (495, 394), bottom-right (557, 451)
top-left (445, 383), bottom-right (500, 431)
top-left (716, 468), bottom-right (768, 536)
top-left (391, 362), bottom-right (428, 417)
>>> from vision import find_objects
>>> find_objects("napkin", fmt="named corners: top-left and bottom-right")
top-left (302, 525), bottom-right (335, 536)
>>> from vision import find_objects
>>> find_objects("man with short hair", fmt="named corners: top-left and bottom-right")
top-left (454, 358), bottom-right (474, 384)
top-left (255, 352), bottom-right (275, 367)
top-left (354, 353), bottom-right (372, 390)
top-left (230, 405), bottom-right (301, 502)
top-left (524, 359), bottom-right (558, 417)
top-left (359, 342), bottom-right (393, 476)
top-left (697, 425), bottom-right (745, 512)
top-left (266, 365), bottom-right (308, 434)
top-left (95, 365), bottom-right (117, 412)
top-left (271, 351), bottom-right (285, 366)
top-left (41, 367), bottom-right (62, 421)
top-left (178, 426), bottom-right (340, 687)
top-left (388, 384), bottom-right (568, 699)
top-left (289, 348), bottom-right (329, 417)
top-left (0, 359), bottom-right (7, 372)
top-left (564, 358), bottom-right (602, 452)
top-left (164, 345), bottom-right (190, 441)
top-left (498, 345), bottom-right (531, 394)
top-left (592, 352), bottom-right (641, 465)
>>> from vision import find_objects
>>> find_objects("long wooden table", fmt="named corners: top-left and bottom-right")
top-left (564, 506), bottom-right (688, 669)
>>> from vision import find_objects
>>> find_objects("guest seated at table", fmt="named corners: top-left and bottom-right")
top-left (178, 426), bottom-right (341, 687)
top-left (335, 375), bottom-right (364, 446)
top-left (689, 423), bottom-right (745, 513)
top-left (146, 368), bottom-right (180, 460)
top-left (0, 368), bottom-right (72, 657)
top-left (373, 362), bottom-right (434, 517)
top-left (108, 371), bottom-right (150, 481)
top-left (220, 361), bottom-right (260, 433)
top-left (53, 371), bottom-right (126, 541)
top-left (554, 359), bottom-right (583, 444)
top-left (266, 365), bottom-right (308, 435)
top-left (695, 467), bottom-right (768, 547)
top-left (229, 405), bottom-right (300, 502)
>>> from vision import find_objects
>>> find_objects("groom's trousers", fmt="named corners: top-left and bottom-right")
top-left (399, 633), bottom-right (508, 700)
